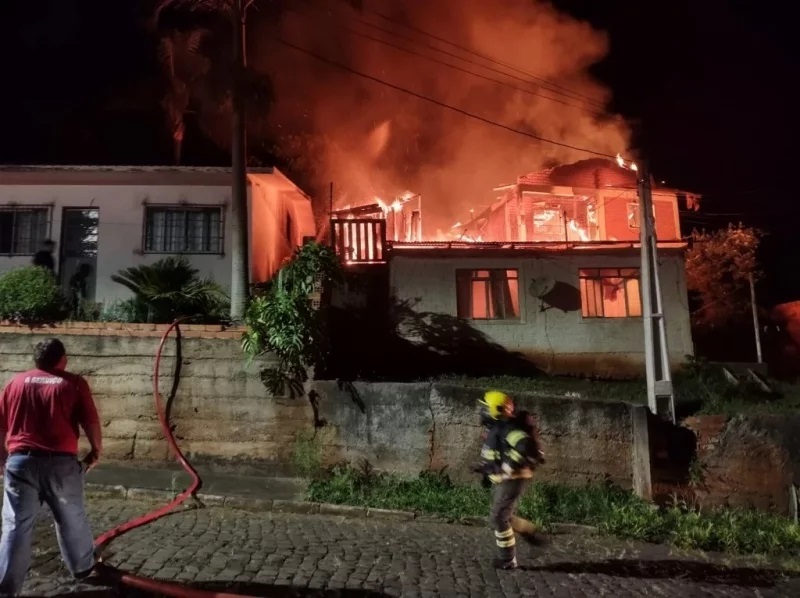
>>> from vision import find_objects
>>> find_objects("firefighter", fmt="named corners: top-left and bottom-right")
top-left (474, 390), bottom-right (513, 488)
top-left (477, 391), bottom-right (545, 570)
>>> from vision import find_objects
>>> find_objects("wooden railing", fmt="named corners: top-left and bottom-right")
top-left (331, 218), bottom-right (387, 263)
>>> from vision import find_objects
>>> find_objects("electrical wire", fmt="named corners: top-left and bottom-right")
top-left (275, 37), bottom-right (622, 161)
top-left (301, 0), bottom-right (608, 109)
top-left (284, 5), bottom-right (612, 119)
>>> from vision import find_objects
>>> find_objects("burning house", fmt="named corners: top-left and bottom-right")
top-left (331, 158), bottom-right (698, 378)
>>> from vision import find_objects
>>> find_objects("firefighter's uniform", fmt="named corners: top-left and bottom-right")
top-left (478, 391), bottom-right (544, 569)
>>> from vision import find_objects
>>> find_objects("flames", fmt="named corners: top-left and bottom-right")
top-left (264, 0), bottom-right (633, 232)
top-left (616, 153), bottom-right (638, 172)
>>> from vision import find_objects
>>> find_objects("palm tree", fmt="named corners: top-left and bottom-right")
top-left (158, 29), bottom-right (209, 165)
top-left (153, 0), bottom-right (361, 321)
top-left (154, 0), bottom-right (256, 322)
top-left (111, 257), bottom-right (229, 323)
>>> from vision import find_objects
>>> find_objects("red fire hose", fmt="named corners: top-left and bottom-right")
top-left (92, 319), bottom-right (257, 598)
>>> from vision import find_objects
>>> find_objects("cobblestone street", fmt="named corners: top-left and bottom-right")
top-left (18, 497), bottom-right (800, 597)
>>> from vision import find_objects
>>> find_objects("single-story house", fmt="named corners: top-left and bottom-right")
top-left (0, 165), bottom-right (315, 308)
top-left (332, 158), bottom-right (699, 377)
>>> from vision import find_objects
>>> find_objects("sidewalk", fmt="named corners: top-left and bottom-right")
top-left (85, 462), bottom-right (307, 502)
top-left (0, 461), bottom-right (308, 504)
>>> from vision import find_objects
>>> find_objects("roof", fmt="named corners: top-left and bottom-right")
top-left (510, 158), bottom-right (698, 197)
top-left (0, 164), bottom-right (307, 194)
top-left (0, 164), bottom-right (273, 175)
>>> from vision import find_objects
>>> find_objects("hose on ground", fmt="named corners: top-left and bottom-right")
top-left (92, 318), bottom-right (257, 598)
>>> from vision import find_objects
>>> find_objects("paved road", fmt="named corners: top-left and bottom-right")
top-left (18, 497), bottom-right (800, 597)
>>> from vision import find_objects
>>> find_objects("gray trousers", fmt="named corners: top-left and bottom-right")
top-left (489, 478), bottom-right (531, 562)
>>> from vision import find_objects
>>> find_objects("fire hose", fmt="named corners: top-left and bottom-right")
top-left (91, 318), bottom-right (257, 598)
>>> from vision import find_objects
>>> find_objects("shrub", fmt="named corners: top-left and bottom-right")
top-left (0, 266), bottom-right (67, 324)
top-left (100, 298), bottom-right (150, 323)
top-left (110, 257), bottom-right (229, 324)
top-left (307, 466), bottom-right (800, 556)
top-left (242, 242), bottom-right (343, 398)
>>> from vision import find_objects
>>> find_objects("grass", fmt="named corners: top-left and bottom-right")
top-left (437, 359), bottom-right (800, 417)
top-left (308, 466), bottom-right (800, 557)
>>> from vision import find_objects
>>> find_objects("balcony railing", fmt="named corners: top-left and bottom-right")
top-left (331, 218), bottom-right (387, 263)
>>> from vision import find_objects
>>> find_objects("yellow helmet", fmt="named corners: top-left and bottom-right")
top-left (479, 390), bottom-right (512, 419)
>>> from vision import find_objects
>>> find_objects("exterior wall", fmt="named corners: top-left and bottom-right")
top-left (389, 250), bottom-right (694, 377)
top-left (0, 182), bottom-right (234, 307)
top-left (598, 189), bottom-right (680, 242)
top-left (0, 167), bottom-right (314, 308)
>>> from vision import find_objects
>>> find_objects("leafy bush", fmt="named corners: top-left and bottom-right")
top-left (0, 266), bottom-right (67, 324)
top-left (242, 242), bottom-right (343, 398)
top-left (308, 466), bottom-right (800, 556)
top-left (100, 298), bottom-right (150, 323)
top-left (110, 257), bottom-right (229, 324)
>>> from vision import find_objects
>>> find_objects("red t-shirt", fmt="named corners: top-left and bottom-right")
top-left (0, 369), bottom-right (100, 455)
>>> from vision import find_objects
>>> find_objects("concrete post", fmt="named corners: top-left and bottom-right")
top-left (631, 405), bottom-right (653, 501)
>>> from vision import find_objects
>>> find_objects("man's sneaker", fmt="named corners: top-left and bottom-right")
top-left (493, 557), bottom-right (519, 570)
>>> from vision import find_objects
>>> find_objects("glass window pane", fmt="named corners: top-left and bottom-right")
top-left (471, 280), bottom-right (489, 318)
top-left (626, 279), bottom-right (642, 316)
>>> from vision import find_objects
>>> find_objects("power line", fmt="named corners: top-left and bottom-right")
top-left (276, 37), bottom-right (621, 160)
top-left (297, 0), bottom-right (608, 111)
top-left (284, 6), bottom-right (610, 119)
top-left (360, 4), bottom-right (608, 108)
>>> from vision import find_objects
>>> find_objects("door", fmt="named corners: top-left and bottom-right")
top-left (60, 208), bottom-right (99, 304)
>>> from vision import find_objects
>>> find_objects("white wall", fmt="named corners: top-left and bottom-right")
top-left (390, 251), bottom-right (694, 377)
top-left (0, 183), bottom-right (233, 306)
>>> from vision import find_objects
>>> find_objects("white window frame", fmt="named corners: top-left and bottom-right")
top-left (456, 268), bottom-right (522, 322)
top-left (142, 204), bottom-right (225, 255)
top-left (579, 267), bottom-right (642, 319)
top-left (0, 205), bottom-right (52, 256)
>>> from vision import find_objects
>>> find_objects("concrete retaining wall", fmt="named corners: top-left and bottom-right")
top-left (0, 324), bottom-right (635, 487)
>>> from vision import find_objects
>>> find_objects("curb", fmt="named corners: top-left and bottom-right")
top-left (78, 484), bottom-right (597, 534)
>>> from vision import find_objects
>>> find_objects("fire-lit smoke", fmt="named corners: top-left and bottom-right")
top-left (254, 0), bottom-right (632, 231)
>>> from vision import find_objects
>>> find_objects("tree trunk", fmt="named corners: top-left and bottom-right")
top-left (229, 0), bottom-right (250, 321)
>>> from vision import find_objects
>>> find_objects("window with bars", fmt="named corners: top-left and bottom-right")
top-left (0, 207), bottom-right (50, 255)
top-left (143, 206), bottom-right (223, 254)
top-left (456, 269), bottom-right (520, 321)
top-left (579, 268), bottom-right (642, 318)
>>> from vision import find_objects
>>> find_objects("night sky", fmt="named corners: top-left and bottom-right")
top-left (1, 0), bottom-right (797, 304)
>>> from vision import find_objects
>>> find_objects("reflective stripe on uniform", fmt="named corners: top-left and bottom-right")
top-left (495, 528), bottom-right (516, 548)
top-left (481, 447), bottom-right (499, 460)
top-left (489, 470), bottom-right (534, 483)
top-left (507, 448), bottom-right (524, 463)
top-left (506, 429), bottom-right (526, 448)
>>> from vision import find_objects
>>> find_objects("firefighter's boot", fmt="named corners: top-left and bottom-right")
top-left (511, 515), bottom-right (543, 546)
top-left (493, 527), bottom-right (518, 570)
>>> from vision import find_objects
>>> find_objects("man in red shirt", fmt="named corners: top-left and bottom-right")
top-left (0, 338), bottom-right (103, 596)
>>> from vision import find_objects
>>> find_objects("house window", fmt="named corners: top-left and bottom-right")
top-left (144, 205), bottom-right (223, 254)
top-left (627, 202), bottom-right (640, 229)
top-left (579, 268), bottom-right (642, 318)
top-left (456, 269), bottom-right (520, 320)
top-left (0, 207), bottom-right (50, 255)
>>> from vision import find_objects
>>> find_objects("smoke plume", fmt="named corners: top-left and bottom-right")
top-left (254, 0), bottom-right (631, 231)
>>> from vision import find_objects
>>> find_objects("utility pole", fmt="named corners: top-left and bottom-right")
top-left (228, 0), bottom-right (250, 321)
top-left (638, 161), bottom-right (676, 423)
top-left (749, 273), bottom-right (763, 364)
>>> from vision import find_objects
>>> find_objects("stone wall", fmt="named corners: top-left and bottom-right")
top-left (0, 324), bottom-right (635, 487)
top-left (683, 415), bottom-right (800, 515)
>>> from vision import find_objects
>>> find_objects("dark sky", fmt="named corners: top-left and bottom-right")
top-left (1, 0), bottom-right (797, 303)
